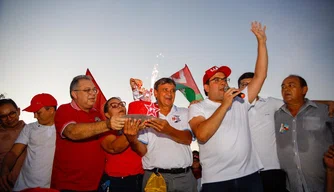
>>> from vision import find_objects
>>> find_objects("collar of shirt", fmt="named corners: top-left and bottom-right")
top-left (280, 98), bottom-right (317, 115)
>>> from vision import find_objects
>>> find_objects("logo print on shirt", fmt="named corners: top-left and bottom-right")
top-left (144, 102), bottom-right (160, 117)
top-left (172, 115), bottom-right (181, 123)
top-left (279, 123), bottom-right (289, 134)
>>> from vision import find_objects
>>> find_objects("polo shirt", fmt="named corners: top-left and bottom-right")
top-left (249, 97), bottom-right (283, 170)
top-left (51, 101), bottom-right (105, 191)
top-left (14, 122), bottom-right (56, 191)
top-left (275, 99), bottom-right (334, 192)
top-left (104, 134), bottom-right (144, 177)
top-left (188, 90), bottom-right (263, 184)
top-left (138, 105), bottom-right (193, 170)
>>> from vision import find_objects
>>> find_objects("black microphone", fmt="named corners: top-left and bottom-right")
top-left (224, 86), bottom-right (245, 98)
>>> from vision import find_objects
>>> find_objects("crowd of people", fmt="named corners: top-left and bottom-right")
top-left (0, 21), bottom-right (333, 192)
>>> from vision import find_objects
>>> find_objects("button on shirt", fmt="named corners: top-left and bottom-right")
top-left (275, 99), bottom-right (334, 192)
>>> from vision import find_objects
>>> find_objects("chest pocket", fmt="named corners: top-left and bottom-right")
top-left (303, 116), bottom-right (321, 131)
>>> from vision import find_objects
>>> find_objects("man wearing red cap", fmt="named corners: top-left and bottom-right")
top-left (189, 21), bottom-right (268, 192)
top-left (51, 75), bottom-right (125, 191)
top-left (0, 93), bottom-right (57, 191)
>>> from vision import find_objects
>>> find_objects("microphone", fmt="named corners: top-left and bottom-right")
top-left (224, 86), bottom-right (245, 98)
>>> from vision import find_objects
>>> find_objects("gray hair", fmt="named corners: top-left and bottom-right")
top-left (69, 75), bottom-right (92, 99)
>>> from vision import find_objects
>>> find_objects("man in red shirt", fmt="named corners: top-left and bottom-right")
top-left (51, 75), bottom-right (125, 191)
top-left (99, 97), bottom-right (144, 192)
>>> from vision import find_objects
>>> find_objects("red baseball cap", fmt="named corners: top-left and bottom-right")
top-left (203, 66), bottom-right (232, 85)
top-left (23, 93), bottom-right (57, 113)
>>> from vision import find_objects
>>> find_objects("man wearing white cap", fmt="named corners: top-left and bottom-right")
top-left (188, 21), bottom-right (268, 192)
top-left (0, 93), bottom-right (57, 191)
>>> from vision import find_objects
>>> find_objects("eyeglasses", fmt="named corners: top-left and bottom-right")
top-left (240, 82), bottom-right (249, 87)
top-left (74, 88), bottom-right (99, 94)
top-left (109, 101), bottom-right (126, 109)
top-left (210, 77), bottom-right (230, 83)
top-left (0, 111), bottom-right (17, 120)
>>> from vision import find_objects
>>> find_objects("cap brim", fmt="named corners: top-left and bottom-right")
top-left (23, 104), bottom-right (43, 113)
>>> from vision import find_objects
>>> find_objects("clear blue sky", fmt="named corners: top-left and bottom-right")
top-left (1, 0), bottom-right (333, 126)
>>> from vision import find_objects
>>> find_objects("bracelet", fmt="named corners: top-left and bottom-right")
top-left (106, 118), bottom-right (112, 130)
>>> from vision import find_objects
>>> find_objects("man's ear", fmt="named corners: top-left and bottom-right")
top-left (154, 89), bottom-right (158, 98)
top-left (302, 86), bottom-right (308, 96)
top-left (204, 84), bottom-right (209, 94)
top-left (71, 91), bottom-right (78, 99)
top-left (17, 108), bottom-right (21, 116)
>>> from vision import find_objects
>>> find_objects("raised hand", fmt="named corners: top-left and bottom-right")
top-left (251, 21), bottom-right (267, 42)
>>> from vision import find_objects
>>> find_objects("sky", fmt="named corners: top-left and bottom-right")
top-left (1, 0), bottom-right (333, 149)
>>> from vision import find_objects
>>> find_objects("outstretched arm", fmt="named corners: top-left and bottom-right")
top-left (63, 116), bottom-right (125, 140)
top-left (247, 21), bottom-right (268, 103)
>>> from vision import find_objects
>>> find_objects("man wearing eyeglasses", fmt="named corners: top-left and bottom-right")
top-left (188, 21), bottom-right (267, 192)
top-left (51, 75), bottom-right (126, 192)
top-left (124, 77), bottom-right (197, 192)
top-left (98, 97), bottom-right (144, 192)
top-left (0, 99), bottom-right (26, 190)
top-left (0, 93), bottom-right (57, 191)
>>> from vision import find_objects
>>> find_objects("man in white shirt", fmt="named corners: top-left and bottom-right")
top-left (188, 21), bottom-right (267, 192)
top-left (238, 72), bottom-right (286, 192)
top-left (124, 77), bottom-right (197, 192)
top-left (0, 93), bottom-right (57, 191)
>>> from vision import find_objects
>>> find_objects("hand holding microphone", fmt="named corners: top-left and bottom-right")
top-left (224, 86), bottom-right (245, 99)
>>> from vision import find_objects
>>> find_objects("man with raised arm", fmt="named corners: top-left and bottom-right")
top-left (188, 21), bottom-right (267, 192)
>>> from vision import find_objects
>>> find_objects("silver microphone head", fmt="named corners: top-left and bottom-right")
top-left (223, 86), bottom-right (230, 92)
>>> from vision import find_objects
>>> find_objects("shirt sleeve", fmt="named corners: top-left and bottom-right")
top-left (188, 103), bottom-right (205, 123)
top-left (55, 104), bottom-right (77, 138)
top-left (269, 97), bottom-right (284, 110)
top-left (15, 124), bottom-right (31, 145)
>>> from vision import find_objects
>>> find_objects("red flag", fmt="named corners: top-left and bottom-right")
top-left (170, 64), bottom-right (204, 102)
top-left (86, 69), bottom-right (107, 120)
